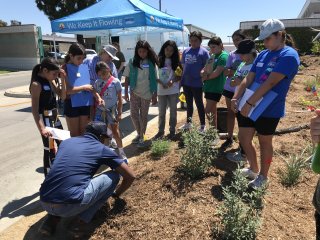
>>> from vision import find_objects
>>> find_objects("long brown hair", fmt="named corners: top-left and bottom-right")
top-left (64, 43), bottom-right (85, 63)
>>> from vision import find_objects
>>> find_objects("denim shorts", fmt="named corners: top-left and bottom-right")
top-left (94, 106), bottom-right (118, 125)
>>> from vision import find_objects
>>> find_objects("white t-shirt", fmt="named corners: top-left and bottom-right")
top-left (157, 58), bottom-right (180, 96)
top-left (234, 62), bottom-right (253, 92)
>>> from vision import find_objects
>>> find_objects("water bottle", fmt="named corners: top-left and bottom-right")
top-left (312, 143), bottom-right (320, 173)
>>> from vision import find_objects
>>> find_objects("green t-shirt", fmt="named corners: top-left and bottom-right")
top-left (203, 51), bottom-right (228, 94)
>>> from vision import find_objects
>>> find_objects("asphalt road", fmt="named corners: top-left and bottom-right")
top-left (0, 71), bottom-right (31, 91)
top-left (0, 72), bottom-right (159, 232)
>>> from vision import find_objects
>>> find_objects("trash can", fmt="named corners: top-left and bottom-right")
top-left (217, 107), bottom-right (228, 133)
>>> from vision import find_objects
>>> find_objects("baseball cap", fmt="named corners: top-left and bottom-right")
top-left (102, 45), bottom-right (119, 61)
top-left (256, 19), bottom-right (285, 41)
top-left (235, 39), bottom-right (256, 54)
top-left (85, 121), bottom-right (107, 137)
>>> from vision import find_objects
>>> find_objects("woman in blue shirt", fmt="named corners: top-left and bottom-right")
top-left (231, 19), bottom-right (300, 189)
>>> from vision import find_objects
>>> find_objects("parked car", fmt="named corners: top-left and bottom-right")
top-left (85, 49), bottom-right (97, 59)
top-left (46, 52), bottom-right (63, 59)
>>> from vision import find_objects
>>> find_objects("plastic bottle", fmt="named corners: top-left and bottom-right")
top-left (312, 143), bottom-right (320, 174)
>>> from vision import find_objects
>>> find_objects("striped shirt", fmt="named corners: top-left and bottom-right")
top-left (84, 56), bottom-right (118, 85)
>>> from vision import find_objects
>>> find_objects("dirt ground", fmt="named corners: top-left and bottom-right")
top-left (1, 55), bottom-right (320, 240)
top-left (89, 55), bottom-right (320, 240)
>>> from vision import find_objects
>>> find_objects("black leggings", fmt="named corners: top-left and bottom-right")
top-left (315, 211), bottom-right (320, 240)
top-left (183, 86), bottom-right (205, 126)
top-left (40, 110), bottom-right (63, 176)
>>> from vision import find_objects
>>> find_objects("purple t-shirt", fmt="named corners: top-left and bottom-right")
top-left (224, 50), bottom-right (242, 92)
top-left (181, 47), bottom-right (210, 88)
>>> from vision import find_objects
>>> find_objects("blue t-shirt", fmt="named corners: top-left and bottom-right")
top-left (94, 77), bottom-right (122, 109)
top-left (181, 47), bottom-right (210, 88)
top-left (39, 133), bottom-right (123, 204)
top-left (250, 46), bottom-right (300, 118)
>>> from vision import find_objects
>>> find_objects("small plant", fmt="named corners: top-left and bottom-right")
top-left (311, 41), bottom-right (320, 55)
top-left (277, 147), bottom-right (310, 187)
top-left (151, 139), bottom-right (171, 158)
top-left (214, 169), bottom-right (266, 240)
top-left (180, 124), bottom-right (218, 179)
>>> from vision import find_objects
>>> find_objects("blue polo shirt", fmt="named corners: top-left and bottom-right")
top-left (40, 133), bottom-right (123, 204)
top-left (250, 46), bottom-right (300, 118)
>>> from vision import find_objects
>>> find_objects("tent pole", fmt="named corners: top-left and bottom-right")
top-left (53, 33), bottom-right (58, 60)
top-left (182, 29), bottom-right (185, 51)
top-left (144, 26), bottom-right (147, 41)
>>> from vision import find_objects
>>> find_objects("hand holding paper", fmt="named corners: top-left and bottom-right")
top-left (45, 127), bottom-right (71, 141)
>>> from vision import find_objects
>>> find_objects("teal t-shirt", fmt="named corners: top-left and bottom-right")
top-left (203, 51), bottom-right (228, 94)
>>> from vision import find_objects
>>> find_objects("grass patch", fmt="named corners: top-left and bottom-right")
top-left (0, 70), bottom-right (11, 74)
top-left (277, 146), bottom-right (311, 187)
top-left (150, 139), bottom-right (171, 158)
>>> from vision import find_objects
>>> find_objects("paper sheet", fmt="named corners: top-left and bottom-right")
top-left (46, 127), bottom-right (71, 141)
top-left (238, 89), bottom-right (263, 117)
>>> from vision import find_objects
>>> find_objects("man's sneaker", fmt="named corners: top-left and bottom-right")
top-left (38, 214), bottom-right (61, 236)
top-left (220, 138), bottom-right (233, 149)
top-left (226, 151), bottom-right (247, 163)
top-left (110, 138), bottom-right (118, 149)
top-left (199, 125), bottom-right (206, 134)
top-left (131, 135), bottom-right (140, 144)
top-left (240, 168), bottom-right (258, 180)
top-left (153, 132), bottom-right (164, 140)
top-left (249, 174), bottom-right (268, 189)
top-left (179, 122), bottom-right (192, 131)
top-left (118, 149), bottom-right (127, 159)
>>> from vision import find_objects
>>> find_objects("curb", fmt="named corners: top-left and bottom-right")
top-left (4, 91), bottom-right (31, 98)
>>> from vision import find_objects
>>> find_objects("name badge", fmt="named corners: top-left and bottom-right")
top-left (141, 64), bottom-right (149, 68)
top-left (43, 85), bottom-right (50, 91)
top-left (257, 62), bottom-right (264, 67)
top-left (76, 72), bottom-right (81, 77)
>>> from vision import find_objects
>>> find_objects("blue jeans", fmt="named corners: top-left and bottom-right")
top-left (41, 171), bottom-right (120, 223)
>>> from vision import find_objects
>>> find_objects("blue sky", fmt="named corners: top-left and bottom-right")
top-left (1, 0), bottom-right (306, 42)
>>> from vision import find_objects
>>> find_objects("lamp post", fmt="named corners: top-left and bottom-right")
top-left (227, 35), bottom-right (232, 44)
top-left (159, 0), bottom-right (162, 11)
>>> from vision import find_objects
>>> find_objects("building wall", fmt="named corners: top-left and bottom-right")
top-left (0, 25), bottom-right (39, 70)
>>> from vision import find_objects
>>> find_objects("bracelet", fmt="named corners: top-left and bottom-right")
top-left (246, 100), bottom-right (255, 107)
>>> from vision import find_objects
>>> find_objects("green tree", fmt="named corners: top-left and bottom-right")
top-left (35, 0), bottom-right (97, 20)
top-left (35, 0), bottom-right (97, 44)
top-left (0, 20), bottom-right (8, 27)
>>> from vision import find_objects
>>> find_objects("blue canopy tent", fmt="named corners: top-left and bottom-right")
top-left (51, 0), bottom-right (184, 37)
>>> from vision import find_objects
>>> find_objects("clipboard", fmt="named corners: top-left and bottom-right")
top-left (238, 82), bottom-right (278, 121)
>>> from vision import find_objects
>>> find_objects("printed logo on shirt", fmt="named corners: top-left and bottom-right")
top-left (43, 85), bottom-right (51, 91)
top-left (258, 57), bottom-right (279, 83)
top-left (185, 54), bottom-right (198, 64)
top-left (257, 62), bottom-right (264, 67)
top-left (141, 64), bottom-right (150, 68)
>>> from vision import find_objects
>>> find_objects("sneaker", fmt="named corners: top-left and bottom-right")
top-left (131, 135), bottom-right (140, 144)
top-left (167, 131), bottom-right (175, 140)
top-left (179, 122), bottom-right (192, 131)
top-left (110, 138), bottom-right (118, 149)
top-left (240, 168), bottom-right (258, 180)
top-left (249, 174), bottom-right (268, 189)
top-left (226, 151), bottom-right (247, 163)
top-left (199, 125), bottom-right (206, 134)
top-left (153, 132), bottom-right (164, 140)
top-left (38, 214), bottom-right (61, 236)
top-left (137, 138), bottom-right (147, 149)
top-left (220, 138), bottom-right (233, 149)
top-left (212, 138), bottom-right (220, 146)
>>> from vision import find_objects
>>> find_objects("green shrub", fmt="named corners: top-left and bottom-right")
top-left (180, 124), bottom-right (218, 179)
top-left (151, 139), bottom-right (171, 158)
top-left (214, 169), bottom-right (266, 240)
